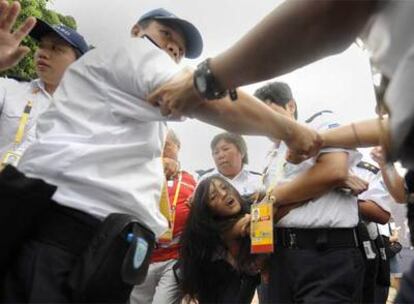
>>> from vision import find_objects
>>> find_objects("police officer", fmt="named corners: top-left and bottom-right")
top-left (0, 16), bottom-right (88, 168)
top-left (255, 81), bottom-right (364, 303)
top-left (352, 159), bottom-right (393, 303)
top-left (199, 132), bottom-right (262, 200)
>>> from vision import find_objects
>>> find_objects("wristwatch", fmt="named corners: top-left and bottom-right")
top-left (193, 58), bottom-right (238, 101)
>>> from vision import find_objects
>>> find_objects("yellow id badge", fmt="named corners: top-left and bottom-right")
top-left (158, 228), bottom-right (173, 244)
top-left (1, 151), bottom-right (21, 167)
top-left (250, 199), bottom-right (274, 254)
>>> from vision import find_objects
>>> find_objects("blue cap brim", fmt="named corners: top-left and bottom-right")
top-left (29, 19), bottom-right (87, 55)
top-left (150, 16), bottom-right (203, 59)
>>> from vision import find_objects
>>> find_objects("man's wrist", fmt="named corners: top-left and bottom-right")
top-left (193, 58), bottom-right (237, 101)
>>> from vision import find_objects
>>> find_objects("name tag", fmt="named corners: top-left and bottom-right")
top-left (250, 199), bottom-right (274, 254)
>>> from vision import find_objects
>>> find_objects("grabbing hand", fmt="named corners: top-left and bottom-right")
top-left (370, 146), bottom-right (386, 167)
top-left (340, 174), bottom-right (368, 196)
top-left (148, 68), bottom-right (204, 118)
top-left (0, 1), bottom-right (36, 71)
top-left (285, 124), bottom-right (322, 164)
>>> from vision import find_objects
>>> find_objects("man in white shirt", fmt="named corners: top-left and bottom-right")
top-left (0, 18), bottom-right (88, 168)
top-left (0, 4), bottom-right (321, 302)
top-left (254, 81), bottom-right (364, 303)
top-left (353, 159), bottom-right (392, 304)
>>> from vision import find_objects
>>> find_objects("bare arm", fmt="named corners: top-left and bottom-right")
top-left (371, 147), bottom-right (406, 203)
top-left (272, 152), bottom-right (349, 206)
top-left (359, 200), bottom-right (390, 224)
top-left (191, 89), bottom-right (322, 157)
top-left (380, 165), bottom-right (406, 203)
top-left (321, 118), bottom-right (389, 149)
top-left (211, 0), bottom-right (380, 89)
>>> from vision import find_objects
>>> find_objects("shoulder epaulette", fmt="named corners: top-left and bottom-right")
top-left (357, 161), bottom-right (380, 175)
top-left (305, 110), bottom-right (333, 124)
top-left (196, 168), bottom-right (214, 178)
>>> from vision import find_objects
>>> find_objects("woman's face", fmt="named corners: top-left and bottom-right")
top-left (207, 178), bottom-right (242, 217)
top-left (212, 139), bottom-right (244, 179)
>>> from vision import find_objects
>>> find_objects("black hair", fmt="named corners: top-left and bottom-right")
top-left (210, 132), bottom-right (249, 164)
top-left (254, 81), bottom-right (298, 120)
top-left (179, 175), bottom-right (251, 302)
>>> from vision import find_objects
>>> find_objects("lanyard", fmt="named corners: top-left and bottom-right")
top-left (12, 87), bottom-right (40, 150)
top-left (13, 100), bottom-right (33, 149)
top-left (261, 144), bottom-right (287, 200)
top-left (169, 171), bottom-right (183, 233)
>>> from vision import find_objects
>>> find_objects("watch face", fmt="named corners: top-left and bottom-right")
top-left (195, 74), bottom-right (207, 93)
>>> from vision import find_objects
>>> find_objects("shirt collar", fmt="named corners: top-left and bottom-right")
top-left (31, 79), bottom-right (52, 98)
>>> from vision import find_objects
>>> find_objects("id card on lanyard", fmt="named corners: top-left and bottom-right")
top-left (1, 99), bottom-right (34, 168)
top-left (159, 172), bottom-right (183, 243)
top-left (250, 145), bottom-right (286, 254)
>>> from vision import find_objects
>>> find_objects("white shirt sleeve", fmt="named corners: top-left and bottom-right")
top-left (0, 78), bottom-right (12, 115)
top-left (309, 111), bottom-right (362, 166)
top-left (100, 38), bottom-right (181, 122)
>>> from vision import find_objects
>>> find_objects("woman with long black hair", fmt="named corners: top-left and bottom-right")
top-left (178, 175), bottom-right (263, 303)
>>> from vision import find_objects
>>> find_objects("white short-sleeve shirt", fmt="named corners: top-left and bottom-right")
top-left (263, 111), bottom-right (361, 228)
top-left (0, 78), bottom-right (51, 161)
top-left (19, 37), bottom-right (181, 237)
top-left (198, 166), bottom-right (263, 197)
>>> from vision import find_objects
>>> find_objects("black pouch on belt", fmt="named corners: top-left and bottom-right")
top-left (374, 234), bottom-right (390, 287)
top-left (68, 213), bottom-right (155, 303)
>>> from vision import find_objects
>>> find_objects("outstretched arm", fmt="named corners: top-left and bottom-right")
top-left (211, 0), bottom-right (380, 89)
top-left (191, 89), bottom-right (322, 159)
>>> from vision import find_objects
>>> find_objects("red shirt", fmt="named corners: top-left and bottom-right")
top-left (151, 170), bottom-right (195, 262)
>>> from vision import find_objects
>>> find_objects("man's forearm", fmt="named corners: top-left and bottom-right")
top-left (359, 200), bottom-right (390, 224)
top-left (322, 118), bottom-right (386, 149)
top-left (380, 165), bottom-right (406, 203)
top-left (273, 153), bottom-right (348, 205)
top-left (211, 0), bottom-right (379, 89)
top-left (191, 90), bottom-right (296, 141)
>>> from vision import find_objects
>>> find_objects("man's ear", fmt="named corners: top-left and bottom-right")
top-left (131, 24), bottom-right (141, 37)
top-left (287, 100), bottom-right (297, 116)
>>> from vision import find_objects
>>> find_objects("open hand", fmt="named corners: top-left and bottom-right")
top-left (0, 1), bottom-right (36, 71)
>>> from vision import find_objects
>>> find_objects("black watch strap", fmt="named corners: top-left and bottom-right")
top-left (194, 58), bottom-right (237, 101)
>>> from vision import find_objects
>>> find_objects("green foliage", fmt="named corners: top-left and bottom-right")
top-left (0, 0), bottom-right (78, 80)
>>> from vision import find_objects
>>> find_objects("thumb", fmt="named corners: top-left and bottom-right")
top-left (147, 85), bottom-right (165, 107)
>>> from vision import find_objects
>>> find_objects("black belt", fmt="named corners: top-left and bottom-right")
top-left (35, 203), bottom-right (102, 255)
top-left (275, 227), bottom-right (359, 250)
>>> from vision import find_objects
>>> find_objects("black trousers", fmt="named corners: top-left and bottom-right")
top-left (268, 247), bottom-right (365, 303)
top-left (0, 202), bottom-right (101, 303)
top-left (197, 260), bottom-right (259, 304)
top-left (0, 166), bottom-right (99, 303)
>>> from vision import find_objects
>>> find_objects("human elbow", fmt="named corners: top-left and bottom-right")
top-left (376, 212), bottom-right (391, 225)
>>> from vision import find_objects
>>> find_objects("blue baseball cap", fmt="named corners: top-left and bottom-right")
top-left (29, 19), bottom-right (89, 55)
top-left (138, 8), bottom-right (203, 59)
